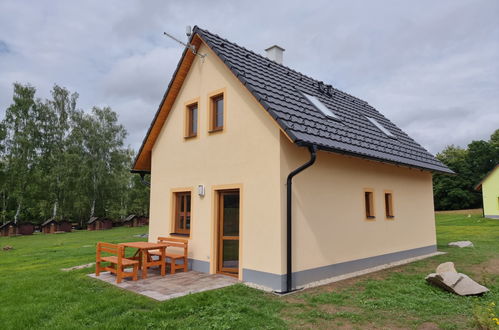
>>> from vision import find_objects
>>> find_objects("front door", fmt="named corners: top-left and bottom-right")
top-left (217, 190), bottom-right (240, 276)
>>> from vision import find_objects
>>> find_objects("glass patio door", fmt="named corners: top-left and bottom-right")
top-left (217, 190), bottom-right (240, 276)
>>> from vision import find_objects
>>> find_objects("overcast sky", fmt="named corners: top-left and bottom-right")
top-left (0, 0), bottom-right (498, 154)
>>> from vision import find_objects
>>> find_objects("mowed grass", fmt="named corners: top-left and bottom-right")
top-left (287, 214), bottom-right (499, 329)
top-left (0, 227), bottom-right (285, 329)
top-left (1, 214), bottom-right (498, 329)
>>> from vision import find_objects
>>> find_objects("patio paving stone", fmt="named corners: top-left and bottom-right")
top-left (88, 269), bottom-right (238, 301)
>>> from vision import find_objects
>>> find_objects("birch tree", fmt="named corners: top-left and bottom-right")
top-left (1, 82), bottom-right (149, 224)
top-left (3, 84), bottom-right (38, 223)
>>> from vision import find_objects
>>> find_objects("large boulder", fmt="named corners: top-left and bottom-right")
top-left (448, 241), bottom-right (474, 248)
top-left (426, 262), bottom-right (489, 296)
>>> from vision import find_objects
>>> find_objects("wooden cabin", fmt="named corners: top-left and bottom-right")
top-left (122, 214), bottom-right (137, 227)
top-left (122, 214), bottom-right (148, 227)
top-left (87, 217), bottom-right (113, 231)
top-left (0, 221), bottom-right (17, 237)
top-left (41, 219), bottom-right (72, 233)
top-left (17, 222), bottom-right (35, 235)
top-left (138, 216), bottom-right (149, 226)
top-left (0, 221), bottom-right (35, 236)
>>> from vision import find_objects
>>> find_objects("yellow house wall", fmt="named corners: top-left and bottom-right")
top-left (482, 168), bottom-right (499, 217)
top-left (149, 42), bottom-right (283, 278)
top-left (280, 135), bottom-right (437, 273)
top-left (147, 39), bottom-right (438, 290)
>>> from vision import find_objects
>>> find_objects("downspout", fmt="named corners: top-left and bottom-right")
top-left (281, 144), bottom-right (317, 294)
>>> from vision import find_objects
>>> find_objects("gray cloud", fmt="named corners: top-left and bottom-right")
top-left (0, 0), bottom-right (497, 155)
top-left (0, 40), bottom-right (8, 53)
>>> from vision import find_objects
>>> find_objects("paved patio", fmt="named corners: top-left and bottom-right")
top-left (88, 269), bottom-right (238, 301)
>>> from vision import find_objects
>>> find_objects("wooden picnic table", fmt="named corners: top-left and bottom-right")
top-left (118, 242), bottom-right (168, 279)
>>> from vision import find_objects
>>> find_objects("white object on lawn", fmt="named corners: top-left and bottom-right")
top-left (448, 241), bottom-right (474, 248)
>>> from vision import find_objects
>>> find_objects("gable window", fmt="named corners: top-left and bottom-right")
top-left (174, 192), bottom-right (191, 235)
top-left (364, 189), bottom-right (375, 219)
top-left (185, 102), bottom-right (198, 138)
top-left (302, 92), bottom-right (341, 121)
top-left (385, 191), bottom-right (394, 219)
top-left (367, 117), bottom-right (396, 138)
top-left (209, 93), bottom-right (224, 132)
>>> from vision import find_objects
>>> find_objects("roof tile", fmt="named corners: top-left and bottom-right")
top-left (194, 26), bottom-right (452, 174)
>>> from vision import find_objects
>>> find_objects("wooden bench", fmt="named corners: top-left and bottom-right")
top-left (148, 237), bottom-right (188, 274)
top-left (96, 242), bottom-right (139, 283)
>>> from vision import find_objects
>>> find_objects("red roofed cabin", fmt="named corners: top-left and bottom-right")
top-left (41, 219), bottom-right (72, 234)
top-left (87, 217), bottom-right (113, 231)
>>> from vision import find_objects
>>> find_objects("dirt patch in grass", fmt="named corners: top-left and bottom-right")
top-left (417, 322), bottom-right (439, 329)
top-left (467, 257), bottom-right (499, 284)
top-left (319, 304), bottom-right (360, 314)
top-left (475, 257), bottom-right (499, 274)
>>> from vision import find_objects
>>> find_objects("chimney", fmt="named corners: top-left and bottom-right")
top-left (265, 45), bottom-right (285, 64)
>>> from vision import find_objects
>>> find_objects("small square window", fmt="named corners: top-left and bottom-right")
top-left (364, 190), bottom-right (375, 219)
top-left (174, 192), bottom-right (191, 235)
top-left (210, 93), bottom-right (224, 132)
top-left (185, 102), bottom-right (198, 138)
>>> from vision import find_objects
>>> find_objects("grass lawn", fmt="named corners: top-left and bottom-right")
top-left (0, 214), bottom-right (498, 329)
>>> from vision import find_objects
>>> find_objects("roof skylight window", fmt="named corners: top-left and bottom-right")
top-left (367, 117), bottom-right (396, 138)
top-left (302, 93), bottom-right (340, 120)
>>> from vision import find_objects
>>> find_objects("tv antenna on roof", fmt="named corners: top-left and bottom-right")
top-left (163, 25), bottom-right (206, 59)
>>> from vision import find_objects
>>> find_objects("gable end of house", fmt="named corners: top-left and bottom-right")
top-left (132, 26), bottom-right (453, 175)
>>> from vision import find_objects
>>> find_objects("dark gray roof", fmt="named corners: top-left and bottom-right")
top-left (88, 216), bottom-right (99, 224)
top-left (193, 27), bottom-right (452, 174)
top-left (42, 218), bottom-right (55, 227)
top-left (42, 218), bottom-right (70, 226)
top-left (124, 214), bottom-right (137, 222)
top-left (0, 221), bottom-right (14, 230)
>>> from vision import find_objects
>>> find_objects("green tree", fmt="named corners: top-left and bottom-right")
top-left (39, 85), bottom-right (78, 220)
top-left (0, 122), bottom-right (7, 224)
top-left (2, 83), bottom-right (39, 223)
top-left (1, 82), bottom-right (149, 225)
top-left (433, 129), bottom-right (499, 210)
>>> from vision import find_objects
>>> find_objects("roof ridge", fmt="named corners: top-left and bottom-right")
top-left (194, 26), bottom-right (370, 106)
top-left (147, 25), bottom-right (453, 174)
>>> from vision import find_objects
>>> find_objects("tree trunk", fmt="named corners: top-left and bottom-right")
top-left (1, 190), bottom-right (5, 225)
top-left (14, 201), bottom-right (21, 224)
top-left (90, 199), bottom-right (95, 218)
top-left (52, 200), bottom-right (58, 219)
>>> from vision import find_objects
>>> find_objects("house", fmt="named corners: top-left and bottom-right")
top-left (0, 222), bottom-right (33, 236)
top-left (138, 216), bottom-right (149, 226)
top-left (41, 219), bottom-right (72, 233)
top-left (122, 214), bottom-right (149, 227)
top-left (17, 222), bottom-right (35, 235)
top-left (0, 222), bottom-right (17, 237)
top-left (131, 26), bottom-right (453, 292)
top-left (87, 217), bottom-right (113, 231)
top-left (475, 164), bottom-right (499, 219)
